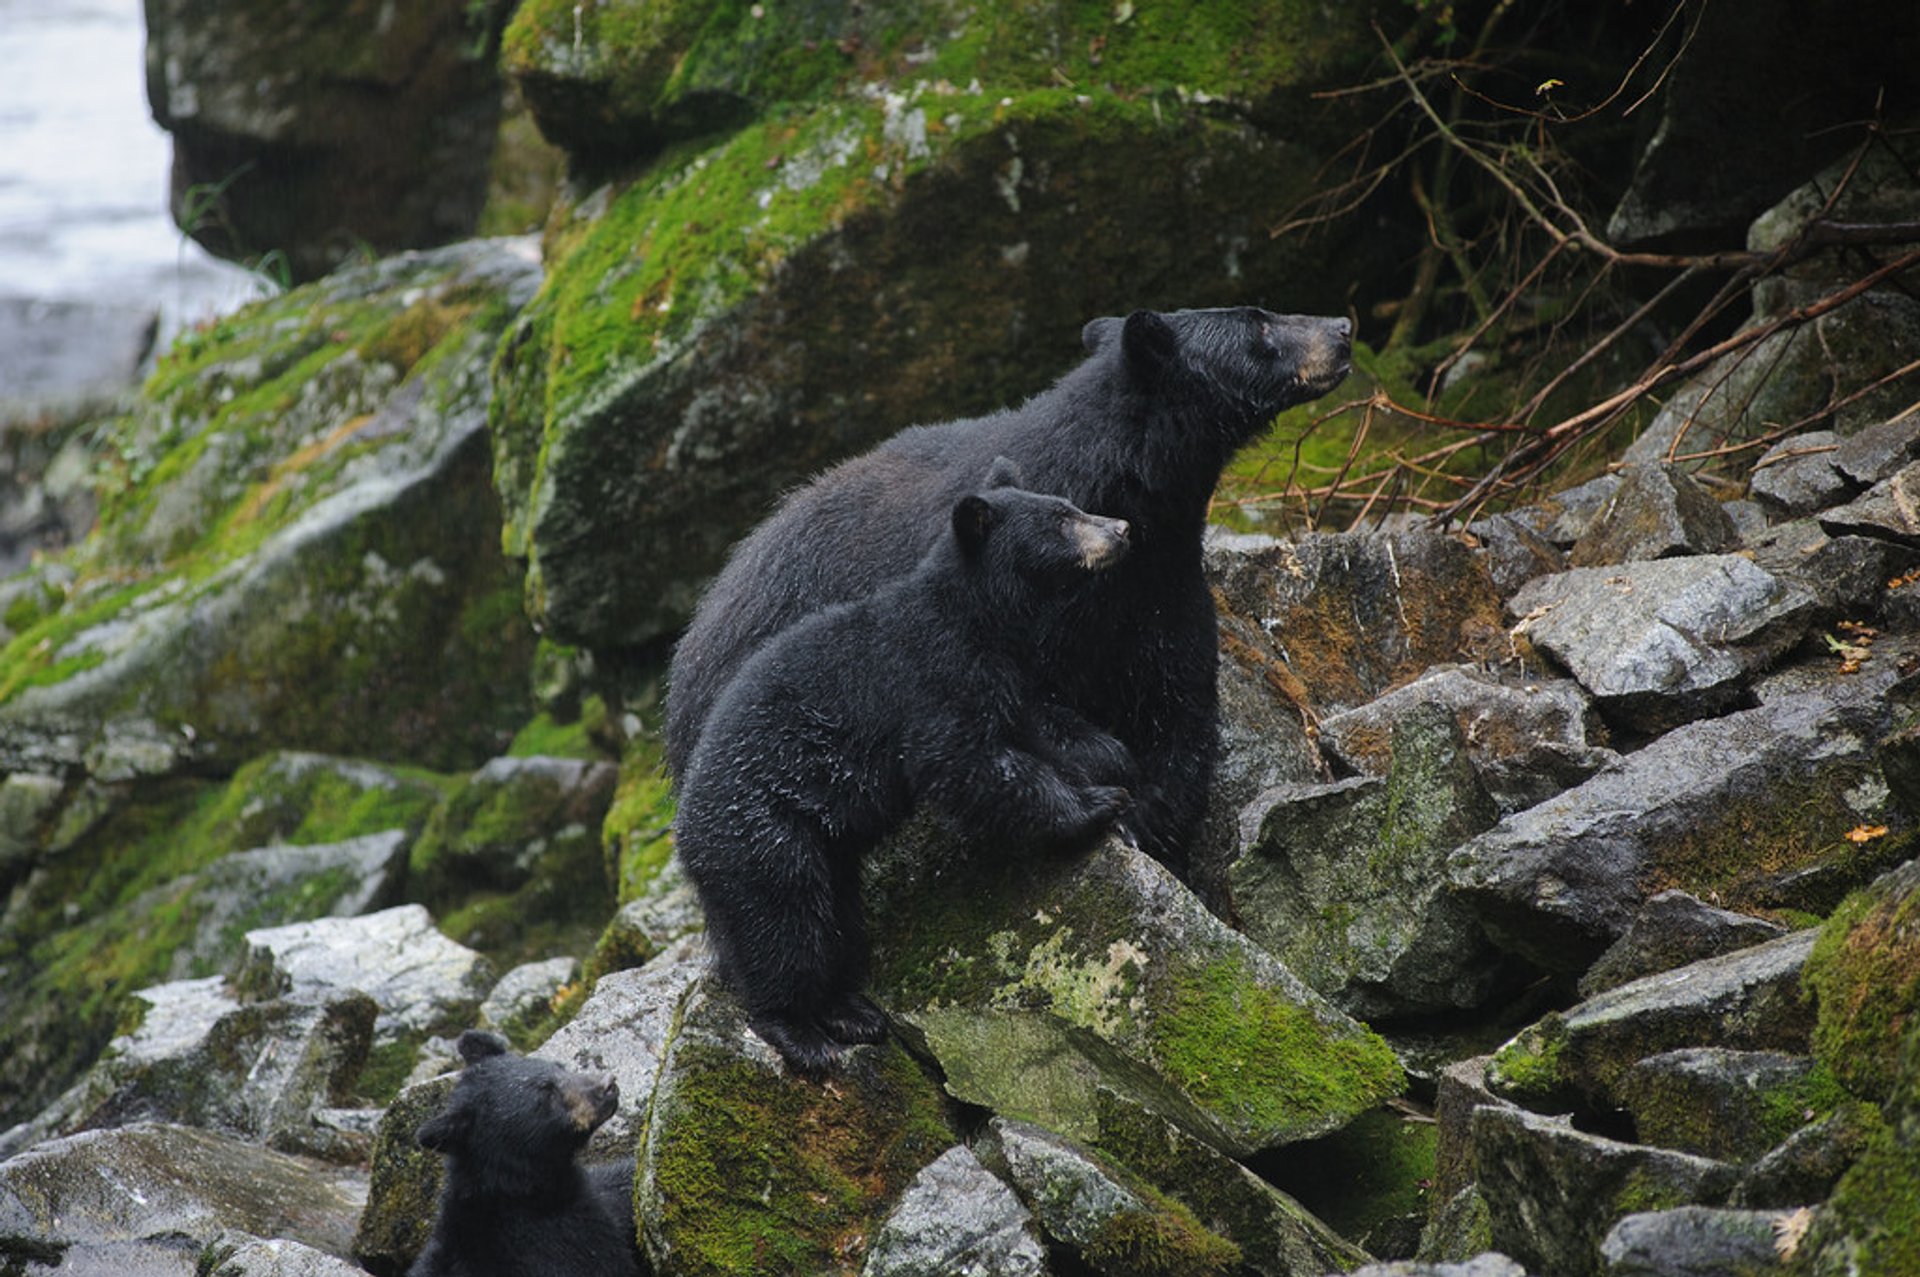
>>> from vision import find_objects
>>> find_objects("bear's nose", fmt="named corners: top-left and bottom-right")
top-left (1110, 519), bottom-right (1130, 544)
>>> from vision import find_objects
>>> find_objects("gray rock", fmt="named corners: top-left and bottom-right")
top-left (863, 1145), bottom-right (1050, 1277)
top-left (477, 955), bottom-right (579, 1040)
top-left (0, 1123), bottom-right (366, 1263)
top-left (1450, 677), bottom-right (1902, 970)
top-left (1342, 1258), bottom-right (1528, 1277)
top-left (1432, 1057), bottom-right (1523, 1209)
top-left (601, 858), bottom-right (707, 966)
top-left (1473, 1106), bottom-right (1738, 1277)
top-left (1579, 892), bottom-right (1789, 998)
top-left (1832, 414), bottom-right (1920, 486)
top-left (1467, 512), bottom-right (1567, 596)
top-left (1232, 703), bottom-right (1508, 1018)
top-left (238, 905), bottom-right (494, 1041)
top-left (145, 0), bottom-right (505, 280)
top-left (1508, 475), bottom-right (1624, 547)
top-left (1567, 464), bottom-right (1738, 568)
top-left (1508, 555), bottom-right (1816, 724)
top-left (1599, 1207), bottom-right (1785, 1276)
top-left (347, 1074), bottom-right (454, 1274)
top-left (1748, 432), bottom-right (1853, 517)
top-left (1617, 1049), bottom-right (1822, 1163)
top-left (1730, 1102), bottom-right (1881, 1208)
top-left (980, 1118), bottom-right (1240, 1275)
top-left (1320, 665), bottom-right (1615, 815)
top-left (0, 296), bottom-right (154, 426)
top-left (202, 1230), bottom-right (371, 1277)
top-left (1820, 459), bottom-right (1920, 546)
top-left (1720, 500), bottom-right (1768, 544)
top-left (1744, 520), bottom-right (1911, 619)
top-left (413, 755), bottom-right (618, 894)
top-left (534, 936), bottom-right (705, 1161)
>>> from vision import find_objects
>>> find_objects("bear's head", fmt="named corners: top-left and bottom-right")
top-left (1081, 306), bottom-right (1352, 448)
top-left (951, 457), bottom-right (1131, 592)
top-left (416, 1029), bottom-right (619, 1194)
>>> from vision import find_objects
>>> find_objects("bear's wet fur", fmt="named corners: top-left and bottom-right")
top-left (410, 1030), bottom-right (637, 1277)
top-left (666, 307), bottom-right (1352, 879)
top-left (674, 468), bottom-right (1138, 1076)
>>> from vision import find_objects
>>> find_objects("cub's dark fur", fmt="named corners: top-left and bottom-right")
top-left (674, 470), bottom-right (1137, 1075)
top-left (667, 307), bottom-right (1352, 878)
top-left (410, 1030), bottom-right (637, 1277)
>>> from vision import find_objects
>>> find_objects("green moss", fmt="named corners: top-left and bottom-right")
top-left (1153, 962), bottom-right (1404, 1139)
top-left (648, 1037), bottom-right (950, 1276)
top-left (1488, 1014), bottom-right (1570, 1107)
top-left (1806, 868), bottom-right (1920, 1105)
top-left (605, 734), bottom-right (678, 904)
top-left (508, 711), bottom-right (602, 760)
top-left (1263, 1107), bottom-right (1437, 1249)
top-left (356, 1035), bottom-right (427, 1107)
top-left (1087, 1200), bottom-right (1242, 1277)
top-left (1612, 1164), bottom-right (1697, 1217)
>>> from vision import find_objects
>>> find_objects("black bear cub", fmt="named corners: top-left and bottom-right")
top-left (411, 1029), bottom-right (637, 1277)
top-left (674, 463), bottom-right (1138, 1076)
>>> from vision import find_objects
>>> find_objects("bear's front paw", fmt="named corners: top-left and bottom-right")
top-left (750, 1013), bottom-right (843, 1079)
top-left (822, 992), bottom-right (890, 1045)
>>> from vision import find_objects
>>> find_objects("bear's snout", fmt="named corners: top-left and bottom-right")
top-left (1074, 516), bottom-right (1131, 569)
top-left (563, 1072), bottom-right (620, 1132)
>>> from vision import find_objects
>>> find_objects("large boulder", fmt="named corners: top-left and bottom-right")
top-left (144, 0), bottom-right (509, 280)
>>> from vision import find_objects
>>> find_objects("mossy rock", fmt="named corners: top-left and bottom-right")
top-left (491, 86), bottom-right (1346, 650)
top-left (351, 1073), bottom-right (458, 1275)
top-left (1256, 1105), bottom-right (1439, 1261)
top-left (868, 829), bottom-right (1404, 1159)
top-left (503, 0), bottom-right (1375, 166)
top-left (0, 241), bottom-right (544, 774)
top-left (1804, 857), bottom-right (1920, 1106)
top-left (636, 979), bottom-right (953, 1277)
top-left (1801, 1022), bottom-right (1920, 1277)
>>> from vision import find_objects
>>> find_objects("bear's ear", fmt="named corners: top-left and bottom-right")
top-left (1081, 316), bottom-right (1123, 353)
top-left (416, 1108), bottom-right (467, 1153)
top-left (1120, 310), bottom-right (1179, 378)
top-left (456, 1029), bottom-right (509, 1065)
top-left (983, 455), bottom-right (1026, 490)
top-left (952, 494), bottom-right (995, 553)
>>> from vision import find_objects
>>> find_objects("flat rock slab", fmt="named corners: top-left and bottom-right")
top-left (1509, 555), bottom-right (1816, 723)
top-left (1820, 458), bottom-right (1920, 545)
top-left (1617, 1048), bottom-right (1824, 1163)
top-left (1599, 1206), bottom-right (1786, 1277)
top-left (1579, 891), bottom-right (1788, 998)
top-left (863, 1145), bottom-right (1049, 1277)
top-left (1748, 431), bottom-right (1852, 517)
top-left (1833, 414), bottom-right (1920, 486)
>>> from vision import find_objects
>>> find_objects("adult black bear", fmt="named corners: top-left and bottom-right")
top-left (674, 469), bottom-right (1138, 1076)
top-left (665, 307), bottom-right (1352, 878)
top-left (411, 1030), bottom-right (637, 1277)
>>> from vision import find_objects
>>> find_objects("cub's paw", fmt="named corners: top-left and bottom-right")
top-left (822, 993), bottom-right (889, 1046)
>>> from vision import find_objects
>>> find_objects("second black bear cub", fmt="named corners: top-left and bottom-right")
top-left (411, 1030), bottom-right (637, 1277)
top-left (674, 464), bottom-right (1137, 1076)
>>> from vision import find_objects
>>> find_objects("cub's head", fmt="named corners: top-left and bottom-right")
top-left (416, 1029), bottom-right (619, 1188)
top-left (1081, 306), bottom-right (1352, 445)
top-left (951, 457), bottom-right (1131, 588)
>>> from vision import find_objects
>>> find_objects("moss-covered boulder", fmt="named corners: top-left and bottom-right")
top-left (145, 0), bottom-right (509, 280)
top-left (635, 977), bottom-right (953, 1277)
top-left (492, 88), bottom-right (1344, 649)
top-left (1800, 1021), bottom-right (1920, 1277)
top-left (1615, 1048), bottom-right (1845, 1164)
top-left (350, 1072), bottom-right (457, 1274)
top-left (0, 240), bottom-right (543, 777)
top-left (868, 831), bottom-right (1404, 1160)
top-left (1803, 857), bottom-right (1920, 1106)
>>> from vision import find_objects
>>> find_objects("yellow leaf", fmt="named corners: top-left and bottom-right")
top-left (1845, 825), bottom-right (1890, 844)
top-left (1536, 77), bottom-right (1565, 95)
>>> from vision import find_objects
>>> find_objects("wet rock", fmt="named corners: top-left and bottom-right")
top-left (1466, 512), bottom-right (1567, 597)
top-left (476, 955), bottom-right (579, 1040)
top-left (496, 91), bottom-right (1349, 650)
top-left (0, 1123), bottom-right (366, 1267)
top-left (349, 1073), bottom-right (455, 1274)
top-left (1599, 1206), bottom-right (1786, 1276)
top-left (533, 937), bottom-right (705, 1161)
top-left (201, 1230), bottom-right (370, 1277)
top-left (1473, 1106), bottom-right (1738, 1277)
top-left (863, 1145), bottom-right (1050, 1277)
top-left (1489, 932), bottom-right (1818, 1112)
top-left (1820, 459), bottom-right (1920, 547)
top-left (237, 905), bottom-right (494, 1042)
top-left (1343, 1258), bottom-right (1527, 1277)
top-left (1231, 704), bottom-right (1508, 1018)
top-left (1579, 892), bottom-right (1788, 998)
top-left (1508, 555), bottom-right (1815, 726)
top-left (869, 832), bottom-right (1404, 1158)
top-left (1744, 520), bottom-right (1912, 620)
top-left (1748, 432), bottom-right (1853, 518)
top-left (979, 1118), bottom-right (1241, 1277)
top-left (0, 241), bottom-right (543, 776)
top-left (1431, 1058), bottom-right (1523, 1210)
top-left (1731, 1102), bottom-right (1883, 1209)
top-left (144, 0), bottom-right (506, 280)
top-left (1832, 415), bottom-right (1920, 487)
top-left (1567, 464), bottom-right (1738, 568)
top-left (600, 858), bottom-right (707, 967)
top-left (1450, 675), bottom-right (1904, 971)
top-left (1508, 475), bottom-right (1624, 548)
top-left (1207, 528), bottom-right (1509, 718)
top-left (1617, 1049), bottom-right (1833, 1164)
top-left (1319, 665), bottom-right (1614, 816)
top-left (636, 977), bottom-right (952, 1276)
top-left (1802, 857), bottom-right (1920, 1106)
top-left (1798, 1018), bottom-right (1920, 1276)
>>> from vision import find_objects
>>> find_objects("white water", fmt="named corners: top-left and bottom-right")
top-left (0, 0), bottom-right (262, 342)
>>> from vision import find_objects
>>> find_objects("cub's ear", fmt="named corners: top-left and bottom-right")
top-left (456, 1029), bottom-right (509, 1065)
top-left (983, 455), bottom-right (1027, 490)
top-left (1121, 310), bottom-right (1179, 378)
top-left (1081, 316), bottom-right (1123, 353)
top-left (952, 494), bottom-right (995, 553)
top-left (416, 1108), bottom-right (467, 1153)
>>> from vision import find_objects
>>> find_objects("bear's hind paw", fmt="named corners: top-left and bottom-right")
top-left (822, 993), bottom-right (890, 1045)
